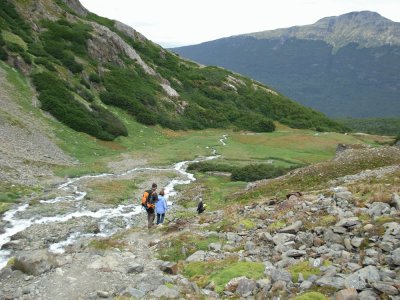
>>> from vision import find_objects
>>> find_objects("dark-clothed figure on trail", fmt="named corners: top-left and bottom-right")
top-left (141, 183), bottom-right (158, 229)
top-left (197, 199), bottom-right (206, 214)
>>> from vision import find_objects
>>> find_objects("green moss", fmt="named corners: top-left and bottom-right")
top-left (237, 218), bottom-right (256, 230)
top-left (157, 233), bottom-right (221, 262)
top-left (267, 220), bottom-right (286, 232)
top-left (292, 292), bottom-right (327, 300)
top-left (288, 261), bottom-right (321, 283)
top-left (183, 260), bottom-right (264, 293)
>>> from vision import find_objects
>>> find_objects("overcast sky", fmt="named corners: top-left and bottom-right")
top-left (80, 0), bottom-right (400, 48)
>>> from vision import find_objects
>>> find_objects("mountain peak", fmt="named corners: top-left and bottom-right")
top-left (249, 11), bottom-right (400, 49)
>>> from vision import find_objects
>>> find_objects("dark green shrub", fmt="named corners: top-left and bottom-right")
top-left (5, 42), bottom-right (24, 54)
top-left (27, 43), bottom-right (48, 57)
top-left (60, 53), bottom-right (83, 73)
top-left (20, 52), bottom-right (32, 64)
top-left (0, 34), bottom-right (5, 46)
top-left (89, 73), bottom-right (101, 83)
top-left (32, 72), bottom-right (126, 140)
top-left (0, 0), bottom-right (32, 43)
top-left (34, 57), bottom-right (56, 71)
top-left (91, 104), bottom-right (128, 137)
top-left (100, 91), bottom-right (156, 125)
top-left (187, 161), bottom-right (237, 173)
top-left (76, 86), bottom-right (94, 102)
top-left (0, 47), bottom-right (8, 61)
top-left (80, 78), bottom-right (91, 89)
top-left (231, 164), bottom-right (292, 182)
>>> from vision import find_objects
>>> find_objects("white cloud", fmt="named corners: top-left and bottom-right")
top-left (80, 0), bottom-right (400, 47)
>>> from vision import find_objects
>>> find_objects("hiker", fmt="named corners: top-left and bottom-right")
top-left (197, 199), bottom-right (207, 214)
top-left (141, 183), bottom-right (158, 229)
top-left (156, 188), bottom-right (168, 225)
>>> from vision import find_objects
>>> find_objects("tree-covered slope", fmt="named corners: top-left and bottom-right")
top-left (0, 0), bottom-right (344, 141)
top-left (171, 12), bottom-right (400, 118)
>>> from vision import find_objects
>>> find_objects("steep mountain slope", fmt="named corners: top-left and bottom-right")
top-left (0, 0), bottom-right (344, 142)
top-left (171, 11), bottom-right (400, 118)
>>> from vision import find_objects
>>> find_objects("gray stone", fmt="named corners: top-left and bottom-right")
top-left (245, 241), bottom-right (256, 251)
top-left (226, 232), bottom-right (241, 243)
top-left (392, 193), bottom-right (400, 210)
top-left (358, 290), bottom-right (378, 300)
top-left (335, 217), bottom-right (361, 228)
top-left (236, 278), bottom-right (257, 297)
top-left (344, 238), bottom-right (353, 250)
top-left (324, 229), bottom-right (343, 244)
top-left (334, 288), bottom-right (358, 300)
top-left (332, 226), bottom-right (348, 234)
top-left (285, 249), bottom-right (306, 258)
top-left (367, 202), bottom-right (391, 217)
top-left (13, 250), bottom-right (54, 276)
top-left (334, 191), bottom-right (353, 202)
top-left (271, 269), bottom-right (292, 283)
top-left (351, 237), bottom-right (364, 248)
top-left (373, 282), bottom-right (399, 295)
top-left (272, 233), bottom-right (295, 245)
top-left (186, 250), bottom-right (206, 262)
top-left (316, 276), bottom-right (345, 290)
top-left (121, 287), bottom-right (145, 299)
top-left (295, 232), bottom-right (314, 247)
top-left (96, 291), bottom-right (109, 298)
top-left (208, 242), bottom-right (222, 252)
top-left (152, 285), bottom-right (180, 299)
top-left (300, 280), bottom-right (313, 290)
top-left (279, 221), bottom-right (303, 234)
top-left (127, 263), bottom-right (144, 274)
top-left (344, 266), bottom-right (380, 290)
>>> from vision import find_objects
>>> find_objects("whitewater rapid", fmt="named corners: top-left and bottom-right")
top-left (0, 135), bottom-right (228, 269)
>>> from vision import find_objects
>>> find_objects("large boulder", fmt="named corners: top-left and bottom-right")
top-left (13, 250), bottom-right (55, 276)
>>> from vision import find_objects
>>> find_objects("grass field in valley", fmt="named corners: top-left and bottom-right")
top-left (0, 62), bottom-right (394, 210)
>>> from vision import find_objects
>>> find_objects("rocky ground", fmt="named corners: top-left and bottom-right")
top-left (0, 146), bottom-right (399, 299)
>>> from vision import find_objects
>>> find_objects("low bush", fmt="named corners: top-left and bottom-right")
top-left (0, 47), bottom-right (7, 61)
top-left (187, 161), bottom-right (236, 173)
top-left (32, 72), bottom-right (127, 140)
top-left (89, 73), bottom-right (101, 83)
top-left (231, 164), bottom-right (293, 182)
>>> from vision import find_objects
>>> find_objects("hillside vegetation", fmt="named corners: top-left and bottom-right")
top-left (0, 0), bottom-right (345, 141)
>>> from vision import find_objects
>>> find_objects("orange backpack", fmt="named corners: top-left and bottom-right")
top-left (141, 190), bottom-right (156, 209)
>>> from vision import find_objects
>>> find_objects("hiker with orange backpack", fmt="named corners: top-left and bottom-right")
top-left (141, 183), bottom-right (158, 229)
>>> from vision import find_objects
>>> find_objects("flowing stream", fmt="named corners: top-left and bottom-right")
top-left (0, 135), bottom-right (228, 269)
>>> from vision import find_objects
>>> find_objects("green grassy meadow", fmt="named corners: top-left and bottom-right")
top-left (0, 61), bottom-right (395, 212)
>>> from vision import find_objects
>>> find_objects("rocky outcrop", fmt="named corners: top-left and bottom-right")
top-left (62, 0), bottom-right (89, 16)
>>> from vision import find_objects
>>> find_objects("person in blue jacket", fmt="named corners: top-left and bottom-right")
top-left (156, 188), bottom-right (168, 225)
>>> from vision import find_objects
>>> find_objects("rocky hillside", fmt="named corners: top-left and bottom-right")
top-left (171, 11), bottom-right (400, 118)
top-left (0, 0), bottom-right (344, 142)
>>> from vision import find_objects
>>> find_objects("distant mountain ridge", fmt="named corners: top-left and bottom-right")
top-left (249, 11), bottom-right (400, 50)
top-left (171, 11), bottom-right (400, 118)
